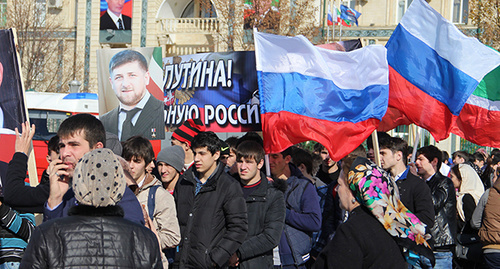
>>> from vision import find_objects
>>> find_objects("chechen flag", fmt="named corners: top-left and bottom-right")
top-left (380, 0), bottom-right (500, 142)
top-left (452, 57), bottom-right (500, 148)
top-left (254, 30), bottom-right (389, 161)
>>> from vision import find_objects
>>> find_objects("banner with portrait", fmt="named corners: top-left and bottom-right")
top-left (163, 51), bottom-right (261, 133)
top-left (99, 0), bottom-right (133, 43)
top-left (97, 47), bottom-right (165, 141)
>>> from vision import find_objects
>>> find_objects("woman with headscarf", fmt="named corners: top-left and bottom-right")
top-left (450, 164), bottom-right (485, 231)
top-left (314, 146), bottom-right (434, 269)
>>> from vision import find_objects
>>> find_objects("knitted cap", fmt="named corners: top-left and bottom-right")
top-left (73, 148), bottom-right (126, 207)
top-left (157, 145), bottom-right (185, 173)
top-left (171, 118), bottom-right (205, 147)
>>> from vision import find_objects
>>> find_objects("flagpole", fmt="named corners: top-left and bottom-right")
top-left (265, 154), bottom-right (271, 177)
top-left (332, 1), bottom-right (335, 42)
top-left (371, 130), bottom-right (381, 167)
top-left (338, 1), bottom-right (343, 41)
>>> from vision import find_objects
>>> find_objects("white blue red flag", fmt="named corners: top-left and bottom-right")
top-left (380, 0), bottom-right (500, 142)
top-left (254, 30), bottom-right (388, 160)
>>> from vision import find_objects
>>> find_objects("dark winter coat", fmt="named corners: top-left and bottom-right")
top-left (426, 172), bottom-right (457, 249)
top-left (236, 172), bottom-right (286, 269)
top-left (173, 163), bottom-right (248, 269)
top-left (20, 205), bottom-right (163, 269)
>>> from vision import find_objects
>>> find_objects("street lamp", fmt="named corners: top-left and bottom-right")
top-left (68, 80), bottom-right (81, 93)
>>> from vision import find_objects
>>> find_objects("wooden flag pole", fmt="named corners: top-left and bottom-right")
top-left (371, 130), bottom-right (381, 167)
top-left (265, 154), bottom-right (271, 177)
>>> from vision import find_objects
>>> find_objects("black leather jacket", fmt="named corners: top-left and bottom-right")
top-left (426, 172), bottom-right (457, 249)
top-left (20, 205), bottom-right (163, 269)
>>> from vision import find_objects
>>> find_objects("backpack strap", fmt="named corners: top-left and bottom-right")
top-left (147, 185), bottom-right (161, 220)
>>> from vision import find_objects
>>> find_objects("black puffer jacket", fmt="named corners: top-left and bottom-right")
top-left (174, 163), bottom-right (247, 269)
top-left (20, 205), bottom-right (163, 269)
top-left (237, 173), bottom-right (286, 269)
top-left (426, 172), bottom-right (457, 249)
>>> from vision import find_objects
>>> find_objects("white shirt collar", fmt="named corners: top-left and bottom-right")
top-left (425, 173), bottom-right (436, 182)
top-left (107, 9), bottom-right (123, 28)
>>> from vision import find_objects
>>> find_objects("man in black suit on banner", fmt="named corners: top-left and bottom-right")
top-left (100, 0), bottom-right (132, 30)
top-left (101, 50), bottom-right (165, 141)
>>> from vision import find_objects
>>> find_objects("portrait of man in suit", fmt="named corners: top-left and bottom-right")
top-left (100, 50), bottom-right (165, 141)
top-left (100, 0), bottom-right (132, 30)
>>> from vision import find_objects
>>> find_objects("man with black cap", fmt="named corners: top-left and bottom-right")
top-left (171, 118), bottom-right (205, 173)
top-left (20, 149), bottom-right (162, 268)
top-left (157, 145), bottom-right (185, 195)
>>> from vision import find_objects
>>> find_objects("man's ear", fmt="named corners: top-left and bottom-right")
top-left (396, 151), bottom-right (403, 162)
top-left (94, 142), bottom-right (104, 149)
top-left (257, 159), bottom-right (264, 170)
top-left (213, 150), bottom-right (220, 161)
top-left (284, 155), bottom-right (292, 164)
top-left (46, 155), bottom-right (51, 163)
top-left (431, 157), bottom-right (439, 167)
top-left (298, 163), bottom-right (307, 172)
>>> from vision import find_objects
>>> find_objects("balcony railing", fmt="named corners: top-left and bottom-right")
top-left (156, 18), bottom-right (219, 34)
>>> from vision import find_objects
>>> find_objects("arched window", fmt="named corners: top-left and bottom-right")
top-left (181, 0), bottom-right (217, 18)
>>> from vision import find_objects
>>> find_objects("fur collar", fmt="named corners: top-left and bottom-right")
top-left (68, 205), bottom-right (124, 217)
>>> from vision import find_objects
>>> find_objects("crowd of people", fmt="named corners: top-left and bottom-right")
top-left (0, 114), bottom-right (499, 269)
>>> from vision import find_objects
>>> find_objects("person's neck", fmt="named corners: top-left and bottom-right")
top-left (422, 170), bottom-right (436, 181)
top-left (199, 163), bottom-right (218, 183)
top-left (390, 162), bottom-right (407, 177)
top-left (185, 151), bottom-right (194, 166)
top-left (303, 173), bottom-right (314, 183)
top-left (326, 164), bottom-right (338, 174)
top-left (164, 173), bottom-right (179, 192)
top-left (348, 202), bottom-right (361, 213)
top-left (241, 172), bottom-right (262, 186)
top-left (275, 165), bottom-right (291, 180)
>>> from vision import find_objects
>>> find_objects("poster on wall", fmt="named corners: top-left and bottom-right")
top-left (0, 29), bottom-right (28, 189)
top-left (97, 47), bottom-right (165, 141)
top-left (99, 0), bottom-right (133, 43)
top-left (163, 51), bottom-right (261, 133)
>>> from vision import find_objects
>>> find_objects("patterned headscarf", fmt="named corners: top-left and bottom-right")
top-left (73, 148), bottom-right (126, 207)
top-left (347, 157), bottom-right (434, 264)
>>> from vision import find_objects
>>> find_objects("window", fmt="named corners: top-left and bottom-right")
top-left (341, 0), bottom-right (356, 9)
top-left (181, 0), bottom-right (217, 18)
top-left (35, 0), bottom-right (47, 27)
top-left (397, 0), bottom-right (412, 22)
top-left (452, 0), bottom-right (468, 24)
top-left (0, 0), bottom-right (6, 27)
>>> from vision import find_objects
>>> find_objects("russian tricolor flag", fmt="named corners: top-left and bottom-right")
top-left (327, 6), bottom-right (334, 26)
top-left (255, 30), bottom-right (389, 160)
top-left (381, 0), bottom-right (500, 141)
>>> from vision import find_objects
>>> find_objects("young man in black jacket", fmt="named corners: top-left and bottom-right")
top-left (228, 141), bottom-right (285, 269)
top-left (379, 136), bottom-right (434, 230)
top-left (413, 145), bottom-right (457, 269)
top-left (173, 131), bottom-right (247, 268)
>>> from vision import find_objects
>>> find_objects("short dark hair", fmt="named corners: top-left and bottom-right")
top-left (366, 132), bottom-right (391, 150)
top-left (109, 50), bottom-right (148, 74)
top-left (47, 135), bottom-right (60, 155)
top-left (291, 148), bottom-right (313, 175)
top-left (341, 144), bottom-right (367, 178)
top-left (313, 143), bottom-right (325, 153)
top-left (225, 136), bottom-right (239, 153)
top-left (442, 151), bottom-right (450, 163)
top-left (58, 114), bottom-right (106, 148)
top-left (281, 146), bottom-right (294, 158)
top-left (236, 132), bottom-right (263, 148)
top-left (236, 141), bottom-right (265, 164)
top-left (452, 151), bottom-right (471, 163)
top-left (191, 131), bottom-right (222, 155)
top-left (472, 152), bottom-right (485, 163)
top-left (416, 145), bottom-right (442, 171)
top-left (121, 136), bottom-right (155, 165)
top-left (379, 136), bottom-right (409, 165)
